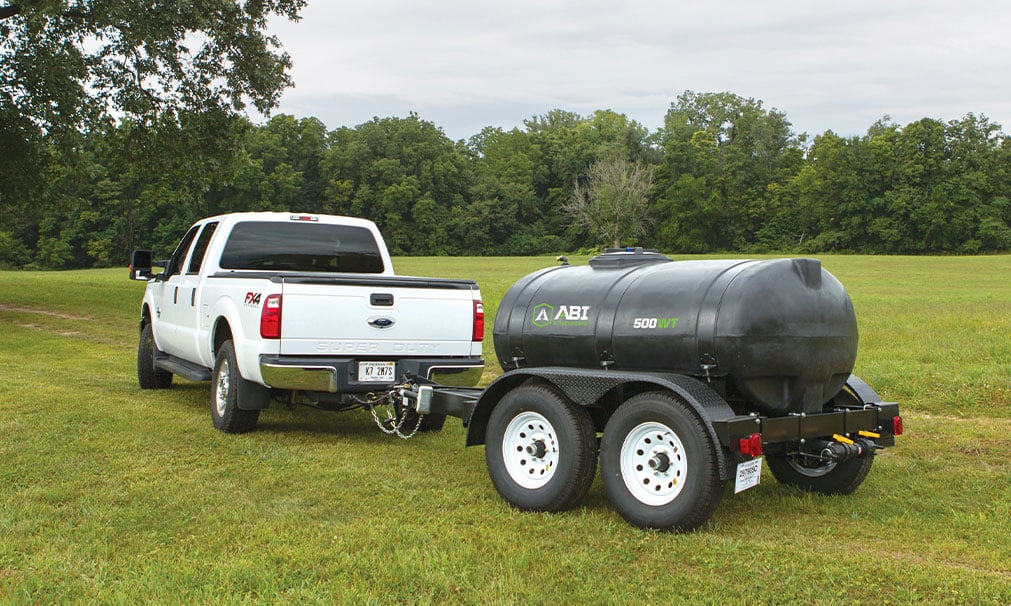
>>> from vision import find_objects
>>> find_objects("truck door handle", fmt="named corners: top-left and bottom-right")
top-left (370, 293), bottom-right (394, 306)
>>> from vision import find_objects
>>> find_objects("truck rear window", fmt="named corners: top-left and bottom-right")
top-left (219, 222), bottom-right (385, 273)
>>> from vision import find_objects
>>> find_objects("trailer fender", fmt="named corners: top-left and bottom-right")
top-left (465, 368), bottom-right (739, 481)
top-left (844, 374), bottom-right (882, 404)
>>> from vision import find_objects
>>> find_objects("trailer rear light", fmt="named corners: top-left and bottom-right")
top-left (472, 300), bottom-right (485, 342)
top-left (738, 433), bottom-right (763, 457)
top-left (892, 416), bottom-right (904, 436)
top-left (260, 294), bottom-right (282, 339)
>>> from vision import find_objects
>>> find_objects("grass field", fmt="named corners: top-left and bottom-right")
top-left (1, 255), bottom-right (1009, 604)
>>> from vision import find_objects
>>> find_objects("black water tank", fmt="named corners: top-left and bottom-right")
top-left (493, 250), bottom-right (858, 416)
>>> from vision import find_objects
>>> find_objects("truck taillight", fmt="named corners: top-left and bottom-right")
top-left (473, 300), bottom-right (484, 342)
top-left (260, 294), bottom-right (282, 339)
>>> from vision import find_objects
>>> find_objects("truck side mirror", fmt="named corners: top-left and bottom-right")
top-left (130, 250), bottom-right (153, 281)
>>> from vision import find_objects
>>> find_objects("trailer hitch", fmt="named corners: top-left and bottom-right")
top-left (355, 385), bottom-right (426, 440)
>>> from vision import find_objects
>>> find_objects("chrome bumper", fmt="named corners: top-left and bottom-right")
top-left (258, 356), bottom-right (484, 393)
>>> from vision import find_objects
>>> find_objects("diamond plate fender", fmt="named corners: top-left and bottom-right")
top-left (465, 367), bottom-right (739, 481)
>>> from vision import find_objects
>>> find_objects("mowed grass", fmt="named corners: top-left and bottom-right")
top-left (1, 255), bottom-right (1009, 604)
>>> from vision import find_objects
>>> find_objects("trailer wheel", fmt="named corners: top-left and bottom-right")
top-left (766, 449), bottom-right (874, 495)
top-left (211, 340), bottom-right (261, 433)
top-left (600, 392), bottom-right (723, 531)
top-left (485, 385), bottom-right (597, 512)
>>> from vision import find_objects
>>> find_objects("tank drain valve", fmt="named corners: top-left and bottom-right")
top-left (814, 437), bottom-right (877, 462)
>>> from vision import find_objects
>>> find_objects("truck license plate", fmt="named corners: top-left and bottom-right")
top-left (734, 457), bottom-right (763, 494)
top-left (359, 361), bottom-right (396, 382)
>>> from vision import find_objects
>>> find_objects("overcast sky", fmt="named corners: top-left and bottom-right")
top-left (263, 0), bottom-right (1011, 141)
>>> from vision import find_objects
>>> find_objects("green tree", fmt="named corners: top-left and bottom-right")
top-left (460, 127), bottom-right (545, 254)
top-left (214, 115), bottom-right (328, 214)
top-left (321, 114), bottom-right (469, 255)
top-left (654, 91), bottom-right (803, 252)
top-left (564, 157), bottom-right (654, 248)
top-left (1, 0), bottom-right (305, 232)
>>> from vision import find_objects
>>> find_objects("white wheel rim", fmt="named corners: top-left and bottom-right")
top-left (788, 457), bottom-right (837, 477)
top-left (501, 411), bottom-right (559, 489)
top-left (620, 421), bottom-right (688, 506)
top-left (215, 359), bottom-right (230, 417)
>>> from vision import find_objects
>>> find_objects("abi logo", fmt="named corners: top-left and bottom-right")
top-left (531, 303), bottom-right (591, 327)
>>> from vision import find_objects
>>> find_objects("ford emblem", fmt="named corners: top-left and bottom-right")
top-left (368, 317), bottom-right (395, 329)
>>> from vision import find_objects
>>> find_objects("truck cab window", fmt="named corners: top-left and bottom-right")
top-left (164, 225), bottom-right (200, 278)
top-left (219, 222), bottom-right (385, 273)
top-left (187, 222), bottom-right (219, 275)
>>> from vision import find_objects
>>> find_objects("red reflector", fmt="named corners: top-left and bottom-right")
top-left (260, 294), bottom-right (282, 339)
top-left (738, 433), bottom-right (763, 456)
top-left (472, 300), bottom-right (485, 342)
top-left (892, 416), bottom-right (904, 436)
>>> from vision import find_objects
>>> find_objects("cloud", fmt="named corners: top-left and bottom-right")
top-left (264, 0), bottom-right (1011, 140)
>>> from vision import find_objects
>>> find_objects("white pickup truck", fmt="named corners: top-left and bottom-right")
top-left (130, 212), bottom-right (484, 434)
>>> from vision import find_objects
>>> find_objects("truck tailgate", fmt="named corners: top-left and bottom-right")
top-left (277, 277), bottom-right (477, 357)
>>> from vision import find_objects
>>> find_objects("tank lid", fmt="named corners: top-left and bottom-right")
top-left (589, 247), bottom-right (672, 269)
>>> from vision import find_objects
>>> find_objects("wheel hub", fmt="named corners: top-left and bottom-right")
top-left (526, 439), bottom-right (547, 459)
top-left (647, 452), bottom-right (671, 473)
top-left (502, 411), bottom-right (559, 489)
top-left (620, 421), bottom-right (688, 506)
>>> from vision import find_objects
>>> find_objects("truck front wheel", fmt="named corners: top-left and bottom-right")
top-left (211, 340), bottom-right (262, 433)
top-left (137, 323), bottom-right (173, 389)
top-left (484, 385), bottom-right (597, 512)
top-left (600, 392), bottom-right (723, 532)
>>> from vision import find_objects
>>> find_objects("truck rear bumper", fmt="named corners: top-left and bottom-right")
top-left (258, 356), bottom-right (483, 393)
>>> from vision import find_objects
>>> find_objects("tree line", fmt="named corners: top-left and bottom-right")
top-left (2, 90), bottom-right (1010, 268)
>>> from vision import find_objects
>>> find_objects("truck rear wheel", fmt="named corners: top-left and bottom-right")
top-left (600, 392), bottom-right (723, 531)
top-left (211, 340), bottom-right (261, 433)
top-left (137, 323), bottom-right (173, 389)
top-left (766, 448), bottom-right (874, 495)
top-left (485, 385), bottom-right (597, 512)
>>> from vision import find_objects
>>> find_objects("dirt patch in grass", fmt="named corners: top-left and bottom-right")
top-left (0, 304), bottom-right (91, 321)
top-left (0, 304), bottom-right (127, 345)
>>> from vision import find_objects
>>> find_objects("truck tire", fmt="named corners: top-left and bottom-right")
top-left (766, 449), bottom-right (874, 495)
top-left (600, 391), bottom-right (723, 532)
top-left (485, 385), bottom-right (597, 512)
top-left (137, 323), bottom-right (173, 389)
top-left (211, 340), bottom-right (261, 433)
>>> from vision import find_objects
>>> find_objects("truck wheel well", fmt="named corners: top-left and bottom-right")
top-left (212, 319), bottom-right (232, 357)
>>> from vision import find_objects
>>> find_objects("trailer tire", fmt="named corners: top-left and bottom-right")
top-left (600, 391), bottom-right (723, 532)
top-left (138, 323), bottom-right (173, 389)
top-left (766, 449), bottom-right (874, 495)
top-left (485, 385), bottom-right (597, 512)
top-left (211, 340), bottom-right (261, 433)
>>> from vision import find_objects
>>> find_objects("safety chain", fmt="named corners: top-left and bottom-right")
top-left (359, 388), bottom-right (425, 440)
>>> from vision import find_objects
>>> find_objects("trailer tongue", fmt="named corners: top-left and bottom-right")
top-left (373, 249), bottom-right (902, 532)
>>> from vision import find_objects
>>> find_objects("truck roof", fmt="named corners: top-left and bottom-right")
top-left (199, 212), bottom-right (380, 231)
